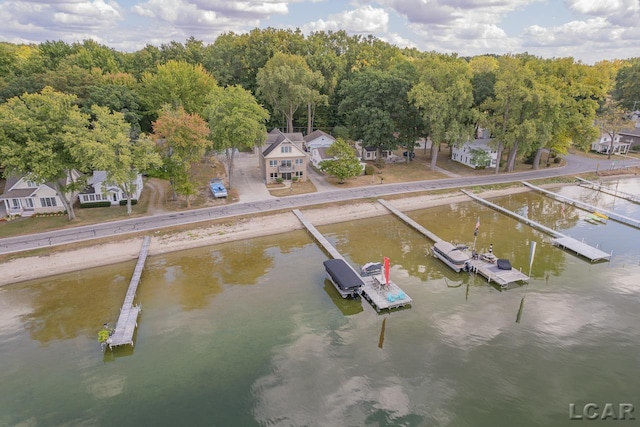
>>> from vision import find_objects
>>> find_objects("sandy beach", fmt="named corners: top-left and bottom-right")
top-left (0, 186), bottom-right (543, 286)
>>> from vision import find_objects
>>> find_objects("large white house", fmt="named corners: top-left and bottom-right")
top-left (78, 171), bottom-right (144, 206)
top-left (0, 172), bottom-right (81, 217)
top-left (451, 138), bottom-right (498, 169)
top-left (591, 134), bottom-right (631, 155)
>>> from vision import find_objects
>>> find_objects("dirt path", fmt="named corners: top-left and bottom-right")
top-left (145, 178), bottom-right (169, 215)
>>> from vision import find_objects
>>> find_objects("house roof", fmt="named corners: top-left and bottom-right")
top-left (619, 127), bottom-right (640, 137)
top-left (465, 138), bottom-right (495, 150)
top-left (0, 188), bottom-right (36, 200)
top-left (314, 147), bottom-right (334, 160)
top-left (266, 128), bottom-right (304, 145)
top-left (304, 130), bottom-right (334, 143)
top-left (263, 129), bottom-right (306, 157)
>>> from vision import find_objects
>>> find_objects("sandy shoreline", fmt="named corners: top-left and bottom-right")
top-left (0, 186), bottom-right (542, 286)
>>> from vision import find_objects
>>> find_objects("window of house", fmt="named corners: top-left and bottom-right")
top-left (270, 173), bottom-right (278, 179)
top-left (11, 199), bottom-right (20, 208)
top-left (40, 197), bottom-right (57, 207)
top-left (25, 198), bottom-right (34, 208)
top-left (281, 145), bottom-right (291, 153)
top-left (281, 160), bottom-right (292, 167)
top-left (269, 160), bottom-right (277, 167)
top-left (25, 180), bottom-right (38, 188)
top-left (295, 159), bottom-right (303, 165)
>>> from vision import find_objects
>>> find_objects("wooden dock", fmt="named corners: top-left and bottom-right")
top-left (467, 256), bottom-right (529, 288)
top-left (461, 189), bottom-right (612, 262)
top-left (293, 209), bottom-right (412, 311)
top-left (377, 199), bottom-right (442, 243)
top-left (575, 177), bottom-right (640, 204)
top-left (107, 236), bottom-right (150, 349)
top-left (522, 181), bottom-right (640, 230)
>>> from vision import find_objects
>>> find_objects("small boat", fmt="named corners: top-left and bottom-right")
top-left (593, 212), bottom-right (608, 220)
top-left (323, 259), bottom-right (364, 298)
top-left (585, 213), bottom-right (605, 224)
top-left (431, 241), bottom-right (471, 272)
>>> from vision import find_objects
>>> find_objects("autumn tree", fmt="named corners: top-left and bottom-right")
top-left (319, 138), bottom-right (362, 183)
top-left (0, 88), bottom-right (93, 219)
top-left (410, 54), bottom-right (476, 170)
top-left (613, 58), bottom-right (640, 111)
top-left (153, 105), bottom-right (209, 207)
top-left (256, 52), bottom-right (326, 133)
top-left (206, 85), bottom-right (269, 189)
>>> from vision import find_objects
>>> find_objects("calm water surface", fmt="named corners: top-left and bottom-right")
top-left (1, 180), bottom-right (640, 426)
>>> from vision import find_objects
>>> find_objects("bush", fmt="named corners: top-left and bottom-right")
top-left (364, 165), bottom-right (375, 175)
top-left (554, 157), bottom-right (561, 163)
top-left (80, 201), bottom-right (112, 208)
top-left (119, 199), bottom-right (138, 206)
top-left (291, 176), bottom-right (298, 182)
top-left (275, 177), bottom-right (284, 183)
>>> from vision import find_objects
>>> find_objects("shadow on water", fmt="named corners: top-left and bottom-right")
top-left (103, 344), bottom-right (135, 363)
top-left (322, 279), bottom-right (363, 316)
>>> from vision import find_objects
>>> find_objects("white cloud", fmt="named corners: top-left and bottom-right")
top-left (304, 5), bottom-right (389, 34)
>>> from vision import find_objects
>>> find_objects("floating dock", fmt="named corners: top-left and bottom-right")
top-left (467, 256), bottom-right (529, 288)
top-left (575, 177), bottom-right (640, 204)
top-left (522, 181), bottom-right (640, 230)
top-left (107, 236), bottom-right (150, 349)
top-left (292, 209), bottom-right (412, 311)
top-left (461, 189), bottom-right (612, 262)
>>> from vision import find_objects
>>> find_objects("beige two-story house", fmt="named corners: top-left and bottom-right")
top-left (259, 129), bottom-right (309, 183)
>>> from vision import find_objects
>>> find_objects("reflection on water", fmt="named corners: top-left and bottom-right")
top-left (1, 180), bottom-right (640, 426)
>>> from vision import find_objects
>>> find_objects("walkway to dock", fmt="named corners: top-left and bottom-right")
top-left (292, 209), bottom-right (412, 311)
top-left (522, 181), bottom-right (640, 230)
top-left (461, 189), bottom-right (611, 262)
top-left (377, 199), bottom-right (442, 243)
top-left (575, 177), bottom-right (640, 205)
top-left (107, 236), bottom-right (150, 349)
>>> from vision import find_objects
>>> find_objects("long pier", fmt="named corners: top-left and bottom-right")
top-left (107, 236), bottom-right (150, 349)
top-left (377, 199), bottom-right (442, 243)
top-left (522, 181), bottom-right (640, 230)
top-left (292, 209), bottom-right (412, 311)
top-left (575, 177), bottom-right (640, 204)
top-left (461, 189), bottom-right (611, 262)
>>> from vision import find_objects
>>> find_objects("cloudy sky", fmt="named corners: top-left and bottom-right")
top-left (1, 0), bottom-right (638, 64)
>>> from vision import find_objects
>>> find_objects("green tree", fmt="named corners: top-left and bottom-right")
top-left (319, 138), bottom-right (362, 183)
top-left (410, 54), bottom-right (476, 170)
top-left (0, 87), bottom-right (92, 220)
top-left (338, 68), bottom-right (411, 164)
top-left (206, 85), bottom-right (269, 189)
top-left (613, 58), bottom-right (640, 111)
top-left (152, 105), bottom-right (210, 207)
top-left (256, 52), bottom-right (326, 133)
top-left (139, 60), bottom-right (218, 119)
top-left (597, 99), bottom-right (632, 160)
top-left (69, 105), bottom-right (161, 215)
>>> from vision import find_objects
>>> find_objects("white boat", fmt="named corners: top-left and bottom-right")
top-left (431, 241), bottom-right (471, 272)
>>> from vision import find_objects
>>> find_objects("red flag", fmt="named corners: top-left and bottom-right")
top-left (384, 257), bottom-right (390, 285)
top-left (474, 217), bottom-right (480, 236)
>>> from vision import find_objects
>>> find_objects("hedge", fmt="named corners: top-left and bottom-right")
top-left (80, 201), bottom-right (112, 208)
top-left (119, 199), bottom-right (138, 206)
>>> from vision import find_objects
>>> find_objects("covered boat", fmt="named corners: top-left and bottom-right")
top-left (323, 259), bottom-right (365, 298)
top-left (431, 241), bottom-right (471, 272)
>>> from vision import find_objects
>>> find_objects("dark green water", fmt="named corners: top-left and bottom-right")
top-left (1, 182), bottom-right (639, 427)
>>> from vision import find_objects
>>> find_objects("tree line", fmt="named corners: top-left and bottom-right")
top-left (1, 30), bottom-right (638, 219)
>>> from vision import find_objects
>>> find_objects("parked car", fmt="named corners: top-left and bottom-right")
top-left (209, 178), bottom-right (227, 198)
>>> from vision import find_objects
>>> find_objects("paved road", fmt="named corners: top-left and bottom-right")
top-left (1, 152), bottom-right (638, 255)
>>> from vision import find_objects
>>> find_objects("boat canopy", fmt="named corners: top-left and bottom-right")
top-left (433, 241), bottom-right (470, 263)
top-left (323, 259), bottom-right (364, 291)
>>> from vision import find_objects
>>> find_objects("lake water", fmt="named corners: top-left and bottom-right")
top-left (1, 180), bottom-right (639, 427)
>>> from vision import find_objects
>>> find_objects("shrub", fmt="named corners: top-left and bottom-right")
top-left (554, 157), bottom-right (561, 163)
top-left (80, 201), bottom-right (112, 208)
top-left (119, 199), bottom-right (138, 206)
top-left (275, 177), bottom-right (284, 183)
top-left (364, 165), bottom-right (375, 175)
top-left (291, 176), bottom-right (298, 182)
